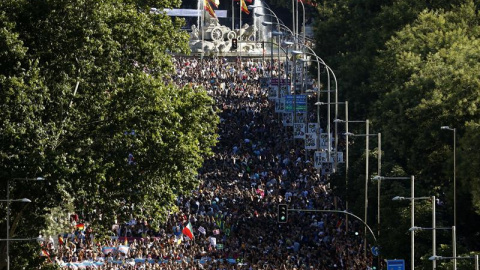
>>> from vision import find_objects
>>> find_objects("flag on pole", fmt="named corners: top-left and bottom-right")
top-left (58, 235), bottom-right (64, 245)
top-left (182, 222), bottom-right (195, 240)
top-left (204, 0), bottom-right (217, 18)
top-left (40, 249), bottom-right (49, 257)
top-left (208, 0), bottom-right (219, 8)
top-left (336, 219), bottom-right (343, 229)
top-left (240, 0), bottom-right (250, 14)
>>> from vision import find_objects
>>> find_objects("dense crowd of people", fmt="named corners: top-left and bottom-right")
top-left (44, 56), bottom-right (373, 269)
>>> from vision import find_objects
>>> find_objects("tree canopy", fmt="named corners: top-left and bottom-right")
top-left (314, 0), bottom-right (480, 265)
top-left (0, 0), bottom-right (218, 268)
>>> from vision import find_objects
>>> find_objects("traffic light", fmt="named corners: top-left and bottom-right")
top-left (372, 258), bottom-right (378, 270)
top-left (231, 38), bottom-right (238, 50)
top-left (278, 204), bottom-right (288, 223)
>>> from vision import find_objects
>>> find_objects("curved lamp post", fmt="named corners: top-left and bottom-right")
top-left (299, 48), bottom-right (338, 173)
top-left (343, 127), bottom-right (376, 258)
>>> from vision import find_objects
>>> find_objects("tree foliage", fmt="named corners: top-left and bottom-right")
top-left (0, 0), bottom-right (218, 268)
top-left (369, 0), bottom-right (480, 263)
top-left (313, 0), bottom-right (480, 264)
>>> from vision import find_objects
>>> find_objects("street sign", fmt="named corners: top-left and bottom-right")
top-left (284, 95), bottom-right (307, 112)
top-left (371, 246), bottom-right (379, 257)
top-left (386, 259), bottom-right (405, 270)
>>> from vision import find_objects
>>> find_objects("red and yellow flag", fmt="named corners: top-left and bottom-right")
top-left (208, 0), bottom-right (219, 8)
top-left (204, 0), bottom-right (216, 18)
top-left (240, 0), bottom-right (250, 14)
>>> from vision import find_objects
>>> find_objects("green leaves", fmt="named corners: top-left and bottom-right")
top-left (0, 0), bottom-right (217, 268)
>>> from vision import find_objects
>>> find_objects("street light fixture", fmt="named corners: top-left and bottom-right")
top-left (372, 176), bottom-right (412, 240)
top-left (429, 255), bottom-right (478, 270)
top-left (391, 179), bottom-right (432, 270)
top-left (299, 49), bottom-right (338, 175)
top-left (0, 237), bottom-right (44, 242)
top-left (343, 123), bottom-right (373, 258)
top-left (5, 177), bottom-right (44, 270)
top-left (441, 125), bottom-right (456, 228)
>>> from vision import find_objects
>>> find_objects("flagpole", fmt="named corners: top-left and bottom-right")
top-left (201, 0), bottom-right (205, 61)
top-left (292, 0), bottom-right (296, 47)
top-left (239, 0), bottom-right (242, 59)
top-left (232, 0), bottom-right (234, 31)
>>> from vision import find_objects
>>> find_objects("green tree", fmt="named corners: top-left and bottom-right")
top-left (0, 0), bottom-right (218, 268)
top-left (371, 0), bottom-right (480, 265)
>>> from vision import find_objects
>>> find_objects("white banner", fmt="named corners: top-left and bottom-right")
top-left (158, 8), bottom-right (228, 18)
top-left (330, 151), bottom-right (344, 163)
top-left (280, 85), bottom-right (290, 98)
top-left (295, 112), bottom-right (306, 124)
top-left (314, 151), bottom-right (323, 169)
top-left (319, 133), bottom-right (333, 150)
top-left (275, 98), bottom-right (285, 113)
top-left (307, 123), bottom-right (319, 134)
top-left (305, 133), bottom-right (317, 149)
top-left (268, 86), bottom-right (278, 100)
top-left (209, 237), bottom-right (217, 247)
top-left (283, 113), bottom-right (293, 126)
top-left (294, 123), bottom-right (306, 139)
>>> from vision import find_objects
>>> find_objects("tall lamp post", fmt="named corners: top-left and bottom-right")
top-left (297, 49), bottom-right (338, 174)
top-left (1, 198), bottom-right (31, 270)
top-left (392, 182), bottom-right (431, 270)
top-left (316, 103), bottom-right (347, 174)
top-left (299, 48), bottom-right (339, 173)
top-left (342, 121), bottom-right (373, 257)
top-left (4, 177), bottom-right (44, 270)
top-left (440, 125), bottom-right (456, 228)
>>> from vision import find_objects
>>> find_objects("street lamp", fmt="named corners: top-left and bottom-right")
top-left (392, 184), bottom-right (431, 270)
top-left (291, 50), bottom-right (303, 128)
top-left (372, 176), bottom-right (415, 238)
top-left (300, 48), bottom-right (338, 173)
top-left (410, 224), bottom-right (455, 270)
top-left (430, 255), bottom-right (478, 270)
top-left (343, 123), bottom-right (374, 258)
top-left (261, 21), bottom-right (282, 81)
top-left (2, 198), bottom-right (31, 270)
top-left (315, 103), bottom-right (347, 172)
top-left (4, 177), bottom-right (44, 270)
top-left (441, 125), bottom-right (456, 228)
top-left (0, 237), bottom-right (44, 241)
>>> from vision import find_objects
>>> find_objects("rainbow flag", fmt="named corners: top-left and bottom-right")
top-left (75, 223), bottom-right (85, 231)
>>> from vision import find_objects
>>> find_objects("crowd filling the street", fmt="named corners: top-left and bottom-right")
top-left (42, 56), bottom-right (373, 270)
